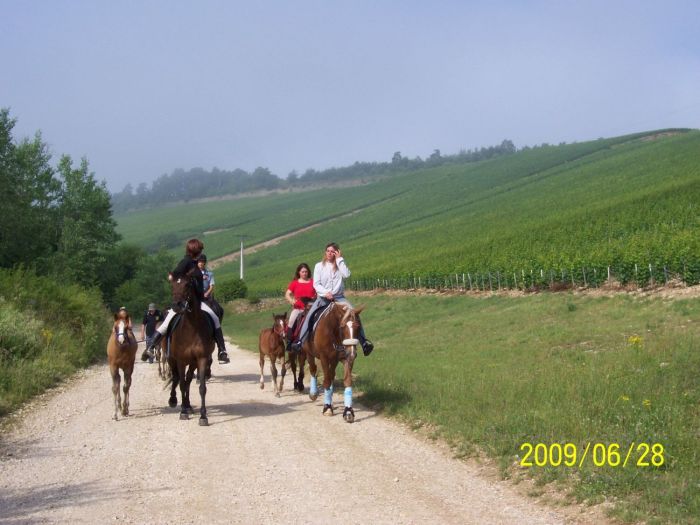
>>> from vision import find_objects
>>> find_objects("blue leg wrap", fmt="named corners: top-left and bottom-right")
top-left (344, 386), bottom-right (353, 407)
top-left (324, 384), bottom-right (333, 405)
top-left (310, 376), bottom-right (318, 396)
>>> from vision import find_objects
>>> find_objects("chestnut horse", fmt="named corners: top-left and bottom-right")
top-left (107, 310), bottom-right (138, 420)
top-left (299, 301), bottom-right (365, 423)
top-left (258, 312), bottom-right (287, 397)
top-left (167, 268), bottom-right (216, 426)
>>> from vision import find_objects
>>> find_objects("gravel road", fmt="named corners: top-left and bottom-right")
top-left (0, 341), bottom-right (603, 524)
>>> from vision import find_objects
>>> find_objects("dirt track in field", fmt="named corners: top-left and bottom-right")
top-left (0, 341), bottom-right (609, 524)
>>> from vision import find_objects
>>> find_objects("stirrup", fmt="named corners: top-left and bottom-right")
top-left (290, 340), bottom-right (303, 353)
top-left (218, 350), bottom-right (230, 363)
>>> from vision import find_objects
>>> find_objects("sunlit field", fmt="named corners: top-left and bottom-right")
top-left (224, 292), bottom-right (700, 524)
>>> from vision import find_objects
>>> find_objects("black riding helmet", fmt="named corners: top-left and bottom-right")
top-left (198, 254), bottom-right (207, 263)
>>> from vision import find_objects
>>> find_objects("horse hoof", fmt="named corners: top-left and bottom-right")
top-left (259, 383), bottom-right (264, 390)
top-left (343, 407), bottom-right (355, 423)
top-left (113, 414), bottom-right (118, 421)
top-left (168, 398), bottom-right (177, 408)
top-left (179, 413), bottom-right (189, 420)
top-left (275, 392), bottom-right (281, 398)
top-left (323, 404), bottom-right (334, 416)
top-left (199, 418), bottom-right (208, 426)
top-left (309, 393), bottom-right (318, 401)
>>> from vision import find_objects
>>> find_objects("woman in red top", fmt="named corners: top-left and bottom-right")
top-left (285, 263), bottom-right (316, 339)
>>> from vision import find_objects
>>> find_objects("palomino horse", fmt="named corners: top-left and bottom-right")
top-left (258, 312), bottom-right (287, 397)
top-left (300, 301), bottom-right (365, 423)
top-left (107, 310), bottom-right (138, 420)
top-left (167, 268), bottom-right (216, 426)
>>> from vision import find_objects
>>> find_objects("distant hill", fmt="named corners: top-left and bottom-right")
top-left (115, 129), bottom-right (699, 294)
top-left (110, 140), bottom-right (517, 213)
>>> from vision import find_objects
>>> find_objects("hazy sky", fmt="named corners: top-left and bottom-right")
top-left (2, 1), bottom-right (699, 192)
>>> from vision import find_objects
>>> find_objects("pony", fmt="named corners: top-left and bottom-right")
top-left (166, 268), bottom-right (216, 426)
top-left (299, 302), bottom-right (365, 423)
top-left (258, 312), bottom-right (287, 397)
top-left (107, 310), bottom-right (138, 421)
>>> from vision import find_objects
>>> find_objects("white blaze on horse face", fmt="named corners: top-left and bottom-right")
top-left (342, 320), bottom-right (359, 346)
top-left (117, 320), bottom-right (126, 345)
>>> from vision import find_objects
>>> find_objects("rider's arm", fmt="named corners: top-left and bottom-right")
top-left (336, 257), bottom-right (351, 278)
top-left (313, 263), bottom-right (331, 297)
top-left (285, 287), bottom-right (296, 306)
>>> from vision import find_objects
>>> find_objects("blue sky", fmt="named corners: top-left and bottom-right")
top-left (2, 1), bottom-right (699, 192)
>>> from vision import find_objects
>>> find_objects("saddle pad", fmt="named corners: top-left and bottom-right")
top-left (164, 312), bottom-right (216, 358)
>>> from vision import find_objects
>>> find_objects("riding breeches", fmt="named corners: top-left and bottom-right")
top-left (156, 302), bottom-right (221, 335)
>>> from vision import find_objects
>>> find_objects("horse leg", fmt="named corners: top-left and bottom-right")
top-left (297, 352), bottom-right (305, 392)
top-left (259, 352), bottom-right (265, 390)
top-left (169, 363), bottom-right (179, 408)
top-left (198, 356), bottom-right (209, 426)
top-left (270, 355), bottom-right (280, 397)
top-left (307, 353), bottom-right (318, 401)
top-left (321, 356), bottom-right (334, 416)
top-left (122, 365), bottom-right (133, 417)
top-left (111, 365), bottom-right (121, 421)
top-left (178, 362), bottom-right (189, 420)
top-left (279, 352), bottom-right (286, 394)
top-left (184, 365), bottom-right (195, 414)
top-left (342, 352), bottom-right (356, 423)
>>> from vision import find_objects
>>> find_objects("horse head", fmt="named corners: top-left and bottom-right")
top-left (113, 312), bottom-right (130, 346)
top-left (169, 268), bottom-right (198, 314)
top-left (338, 304), bottom-right (364, 356)
top-left (272, 312), bottom-right (287, 337)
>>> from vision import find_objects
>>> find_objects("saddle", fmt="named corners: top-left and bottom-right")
top-left (298, 301), bottom-right (333, 342)
top-left (163, 312), bottom-right (216, 358)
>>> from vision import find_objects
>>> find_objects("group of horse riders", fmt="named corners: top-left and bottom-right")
top-left (142, 238), bottom-right (373, 365)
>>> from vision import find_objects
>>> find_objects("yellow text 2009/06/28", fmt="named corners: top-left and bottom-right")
top-left (519, 442), bottom-right (665, 468)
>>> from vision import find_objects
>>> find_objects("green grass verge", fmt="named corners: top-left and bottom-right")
top-left (223, 292), bottom-right (700, 524)
top-left (0, 269), bottom-right (112, 418)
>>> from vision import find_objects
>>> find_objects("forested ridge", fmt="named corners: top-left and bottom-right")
top-left (110, 140), bottom-right (517, 213)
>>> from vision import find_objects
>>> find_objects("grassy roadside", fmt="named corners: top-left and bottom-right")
top-left (0, 269), bottom-right (111, 418)
top-left (223, 291), bottom-right (700, 524)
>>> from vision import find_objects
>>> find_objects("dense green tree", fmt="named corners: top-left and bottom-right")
top-left (113, 248), bottom-right (176, 314)
top-left (52, 155), bottom-right (120, 285)
top-left (0, 109), bottom-right (61, 269)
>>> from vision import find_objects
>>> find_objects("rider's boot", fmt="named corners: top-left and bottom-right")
top-left (214, 327), bottom-right (230, 363)
top-left (358, 324), bottom-right (374, 356)
top-left (142, 332), bottom-right (163, 361)
top-left (290, 336), bottom-right (304, 353)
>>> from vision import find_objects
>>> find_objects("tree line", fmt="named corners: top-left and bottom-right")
top-left (0, 108), bottom-right (175, 314)
top-left (111, 140), bottom-right (517, 213)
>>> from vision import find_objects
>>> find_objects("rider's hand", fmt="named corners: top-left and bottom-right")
top-left (325, 292), bottom-right (334, 300)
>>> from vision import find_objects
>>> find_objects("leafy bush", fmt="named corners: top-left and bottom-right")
top-left (217, 278), bottom-right (247, 301)
top-left (0, 268), bottom-right (111, 416)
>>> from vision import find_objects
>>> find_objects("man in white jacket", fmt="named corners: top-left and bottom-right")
top-left (290, 242), bottom-right (373, 356)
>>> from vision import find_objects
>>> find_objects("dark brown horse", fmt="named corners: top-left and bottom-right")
top-left (299, 302), bottom-right (365, 423)
top-left (258, 312), bottom-right (287, 397)
top-left (167, 268), bottom-right (216, 426)
top-left (107, 310), bottom-right (138, 421)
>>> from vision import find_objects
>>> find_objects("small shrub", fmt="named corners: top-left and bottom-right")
top-left (217, 278), bottom-right (247, 301)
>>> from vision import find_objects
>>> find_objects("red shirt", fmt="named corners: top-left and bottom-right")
top-left (287, 279), bottom-right (316, 309)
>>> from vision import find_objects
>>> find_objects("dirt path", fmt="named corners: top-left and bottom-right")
top-left (0, 342), bottom-right (601, 524)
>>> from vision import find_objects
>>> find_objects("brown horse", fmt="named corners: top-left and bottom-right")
top-left (299, 301), bottom-right (365, 423)
top-left (258, 312), bottom-right (287, 397)
top-left (166, 268), bottom-right (216, 426)
top-left (107, 310), bottom-right (138, 421)
top-left (154, 341), bottom-right (170, 381)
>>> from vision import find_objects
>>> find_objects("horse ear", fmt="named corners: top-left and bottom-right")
top-left (354, 305), bottom-right (365, 316)
top-left (114, 313), bottom-right (119, 321)
top-left (283, 311), bottom-right (287, 320)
